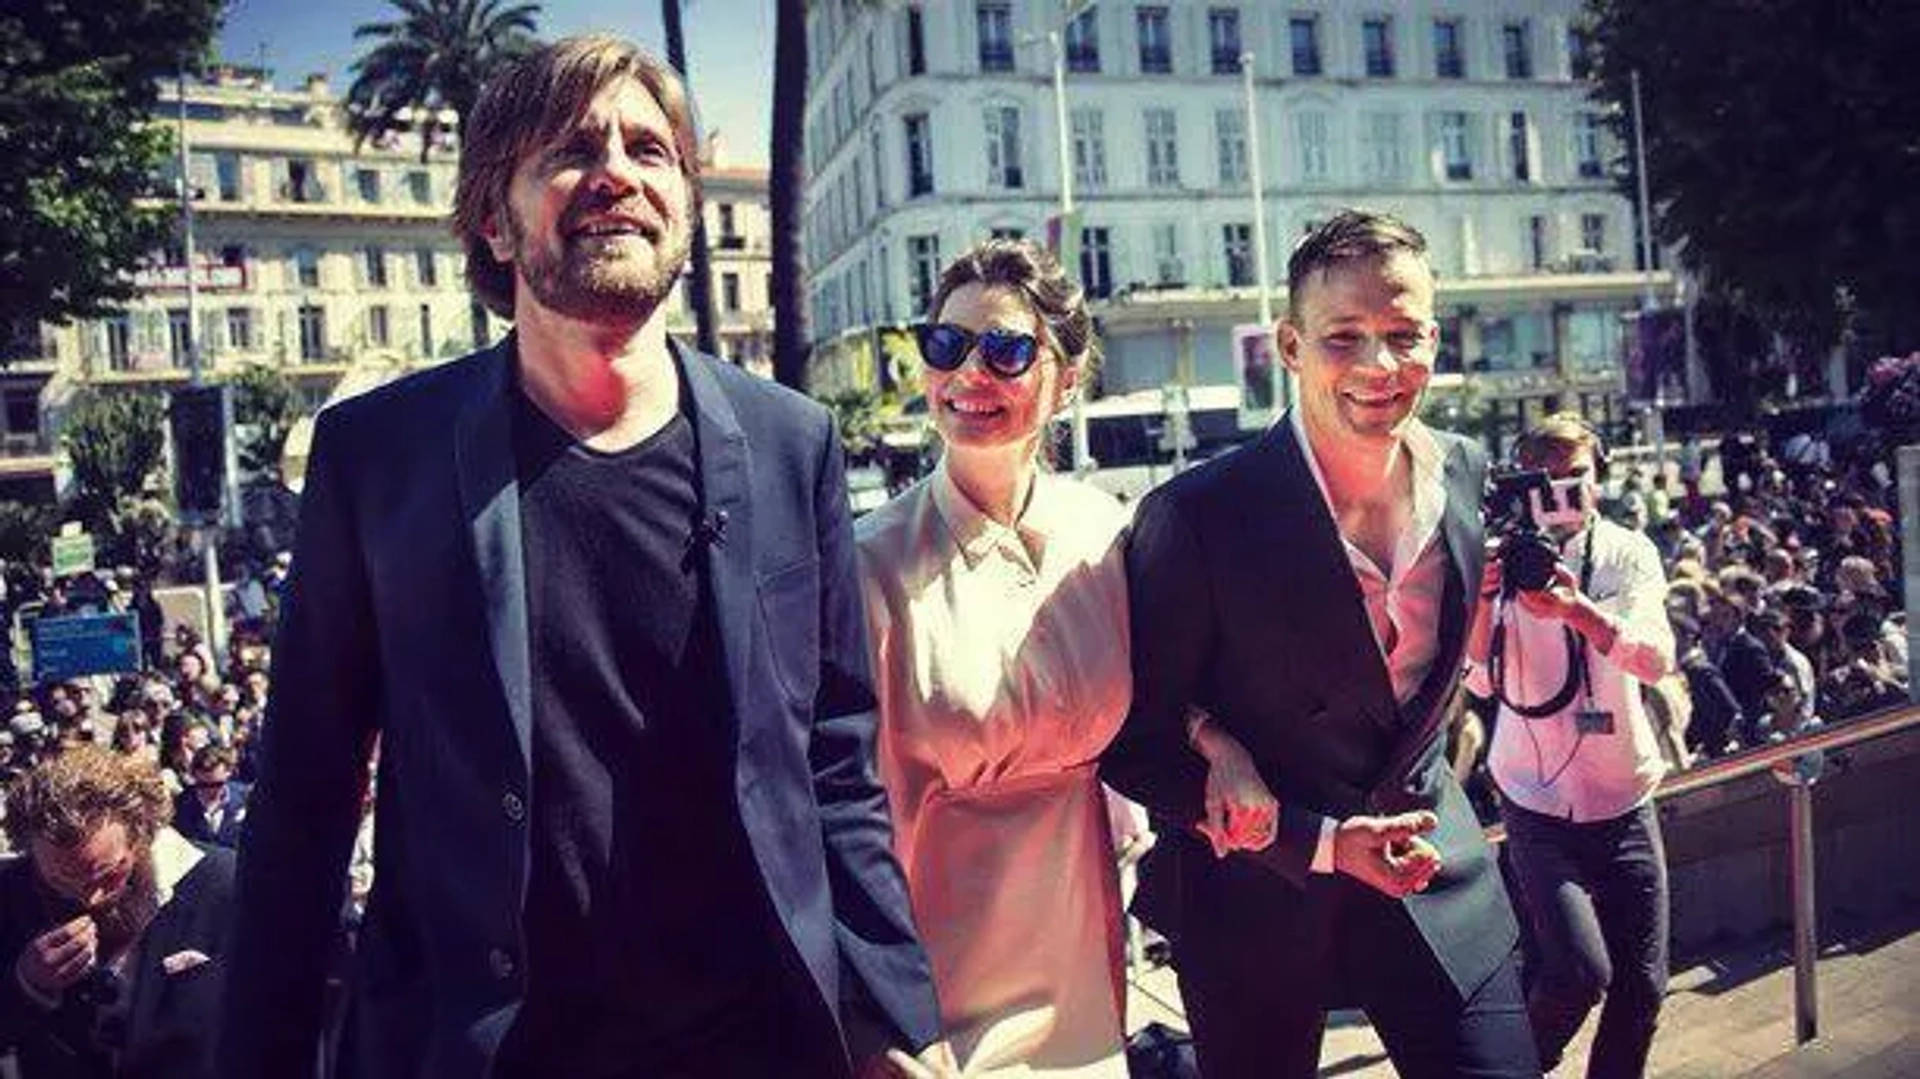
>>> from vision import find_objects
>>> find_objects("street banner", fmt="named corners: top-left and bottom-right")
top-left (1234, 321), bottom-right (1280, 429)
top-left (1625, 308), bottom-right (1685, 402)
top-left (1046, 210), bottom-right (1081, 279)
top-left (29, 611), bottom-right (141, 684)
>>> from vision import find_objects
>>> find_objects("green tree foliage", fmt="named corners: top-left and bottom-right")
top-left (0, 0), bottom-right (225, 329)
top-left (0, 502), bottom-right (58, 567)
top-left (226, 363), bottom-right (300, 483)
top-left (61, 389), bottom-right (167, 542)
top-left (822, 387), bottom-right (883, 461)
top-left (1580, 0), bottom-right (1920, 354)
top-left (346, 0), bottom-right (541, 162)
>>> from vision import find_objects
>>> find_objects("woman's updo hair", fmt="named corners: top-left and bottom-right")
top-left (926, 238), bottom-right (1100, 376)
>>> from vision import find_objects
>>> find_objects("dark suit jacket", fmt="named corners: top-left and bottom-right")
top-left (170, 783), bottom-right (249, 849)
top-left (1102, 417), bottom-right (1518, 1005)
top-left (220, 337), bottom-right (940, 1078)
top-left (0, 839), bottom-right (236, 1079)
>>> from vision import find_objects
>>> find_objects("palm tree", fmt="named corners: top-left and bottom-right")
top-left (768, 0), bottom-right (811, 390)
top-left (662, 0), bottom-right (721, 358)
top-left (345, 0), bottom-right (541, 162)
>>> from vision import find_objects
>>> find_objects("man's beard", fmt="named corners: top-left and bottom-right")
top-left (507, 195), bottom-right (692, 324)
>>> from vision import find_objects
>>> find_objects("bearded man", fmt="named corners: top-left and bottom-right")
top-left (218, 35), bottom-right (945, 1079)
top-left (0, 746), bottom-right (235, 1079)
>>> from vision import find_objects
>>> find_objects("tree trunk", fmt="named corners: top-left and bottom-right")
top-left (769, 0), bottom-right (811, 391)
top-left (664, 0), bottom-right (722, 358)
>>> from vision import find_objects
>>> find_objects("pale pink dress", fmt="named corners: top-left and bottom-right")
top-left (855, 462), bottom-right (1132, 1077)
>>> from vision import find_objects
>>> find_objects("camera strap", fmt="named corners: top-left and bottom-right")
top-left (1489, 521), bottom-right (1599, 719)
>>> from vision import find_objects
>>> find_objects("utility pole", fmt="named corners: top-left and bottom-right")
top-left (1046, 14), bottom-right (1094, 474)
top-left (1241, 50), bottom-right (1287, 413)
top-left (176, 69), bottom-right (226, 664)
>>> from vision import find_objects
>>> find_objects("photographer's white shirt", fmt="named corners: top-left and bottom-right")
top-left (1470, 518), bottom-right (1676, 821)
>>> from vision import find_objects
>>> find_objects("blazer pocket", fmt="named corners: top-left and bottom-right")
top-left (757, 558), bottom-right (821, 708)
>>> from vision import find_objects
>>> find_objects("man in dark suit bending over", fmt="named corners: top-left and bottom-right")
top-left (220, 35), bottom-right (947, 1079)
top-left (1104, 210), bottom-right (1540, 1078)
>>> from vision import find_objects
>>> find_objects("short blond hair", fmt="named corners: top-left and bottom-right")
top-left (452, 35), bottom-right (703, 318)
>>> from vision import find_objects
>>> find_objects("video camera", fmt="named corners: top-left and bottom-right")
top-left (1484, 468), bottom-right (1592, 597)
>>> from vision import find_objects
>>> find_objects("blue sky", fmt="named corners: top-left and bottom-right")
top-left (216, 0), bottom-right (776, 165)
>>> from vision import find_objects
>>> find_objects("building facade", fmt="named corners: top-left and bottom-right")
top-left (801, 0), bottom-right (1673, 441)
top-left (6, 68), bottom-right (774, 502)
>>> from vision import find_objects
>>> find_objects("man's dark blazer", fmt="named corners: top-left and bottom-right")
top-left (220, 337), bottom-right (941, 1077)
top-left (0, 838), bottom-right (236, 1079)
top-left (1101, 417), bottom-right (1519, 1022)
top-left (169, 783), bottom-right (248, 849)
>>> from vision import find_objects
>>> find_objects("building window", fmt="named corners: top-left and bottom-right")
top-left (3, 389), bottom-right (37, 437)
top-left (104, 315), bottom-right (132, 371)
top-left (1145, 108), bottom-right (1180, 188)
top-left (215, 153), bottom-right (242, 201)
top-left (368, 304), bottom-right (391, 347)
top-left (1509, 111), bottom-right (1531, 182)
top-left (1439, 112), bottom-right (1473, 181)
top-left (1363, 18), bottom-right (1394, 77)
top-left (408, 171), bottom-right (432, 204)
top-left (1208, 8), bottom-right (1242, 75)
top-left (1151, 222), bottom-right (1184, 285)
top-left (1433, 19), bottom-right (1465, 79)
top-left (1574, 112), bottom-right (1605, 179)
top-left (1222, 223), bottom-right (1255, 286)
top-left (1215, 108), bottom-right (1248, 186)
top-left (1580, 213), bottom-right (1607, 254)
top-left (721, 272), bottom-right (741, 312)
top-left (418, 303), bottom-right (434, 355)
top-left (1079, 226), bottom-right (1113, 299)
top-left (293, 247), bottom-right (320, 289)
top-left (908, 234), bottom-right (940, 315)
top-left (984, 105), bottom-right (1024, 188)
top-left (1071, 108), bottom-right (1108, 190)
top-left (1568, 26), bottom-right (1591, 78)
top-left (1289, 16), bottom-right (1321, 76)
top-left (356, 168), bottom-right (381, 203)
top-left (1295, 111), bottom-right (1330, 181)
top-left (285, 159), bottom-right (323, 203)
top-left (1503, 20), bottom-right (1533, 79)
top-left (226, 307), bottom-right (254, 351)
top-left (906, 5), bottom-right (926, 75)
top-left (977, 2), bottom-right (1014, 71)
top-left (1528, 215), bottom-right (1548, 269)
top-left (1361, 111), bottom-right (1403, 183)
top-left (1065, 8), bottom-right (1100, 72)
top-left (299, 304), bottom-right (326, 360)
top-left (1137, 7), bottom-right (1172, 74)
top-left (416, 248), bottom-right (438, 287)
top-left (364, 247), bottom-right (388, 288)
top-left (905, 113), bottom-right (934, 196)
top-left (470, 300), bottom-right (491, 349)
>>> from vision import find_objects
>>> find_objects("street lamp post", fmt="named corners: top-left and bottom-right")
top-left (175, 70), bottom-right (227, 665)
top-left (1043, 12), bottom-right (1095, 474)
top-left (1240, 51), bottom-right (1288, 414)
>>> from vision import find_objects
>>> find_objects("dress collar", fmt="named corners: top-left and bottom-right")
top-left (929, 457), bottom-right (1055, 571)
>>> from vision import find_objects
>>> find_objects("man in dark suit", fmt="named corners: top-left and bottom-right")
top-left (168, 746), bottom-right (247, 849)
top-left (220, 35), bottom-right (947, 1079)
top-left (0, 746), bottom-right (234, 1079)
top-left (1103, 210), bottom-right (1539, 1078)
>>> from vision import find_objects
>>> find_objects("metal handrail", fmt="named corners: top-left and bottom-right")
top-left (1657, 701), bottom-right (1920, 797)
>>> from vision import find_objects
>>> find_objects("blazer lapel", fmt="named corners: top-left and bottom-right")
top-left (1249, 418), bottom-right (1400, 729)
top-left (454, 337), bottom-right (533, 767)
top-left (678, 346), bottom-right (753, 748)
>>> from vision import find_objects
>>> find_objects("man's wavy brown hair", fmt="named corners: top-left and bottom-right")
top-left (4, 746), bottom-right (171, 851)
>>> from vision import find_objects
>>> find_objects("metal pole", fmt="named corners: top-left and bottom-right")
top-left (1242, 52), bottom-right (1286, 413)
top-left (177, 69), bottom-right (225, 665)
top-left (1774, 756), bottom-right (1823, 1045)
top-left (1630, 70), bottom-right (1656, 313)
top-left (1050, 28), bottom-right (1093, 475)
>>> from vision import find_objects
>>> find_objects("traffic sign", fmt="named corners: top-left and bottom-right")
top-left (29, 612), bottom-right (141, 684)
top-left (49, 533), bottom-right (95, 578)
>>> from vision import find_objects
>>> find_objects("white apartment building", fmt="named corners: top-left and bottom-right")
top-left (4, 68), bottom-right (774, 502)
top-left (801, 0), bottom-right (1673, 440)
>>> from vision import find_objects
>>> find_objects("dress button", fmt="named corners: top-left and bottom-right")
top-left (501, 791), bottom-right (525, 822)
top-left (489, 947), bottom-right (516, 980)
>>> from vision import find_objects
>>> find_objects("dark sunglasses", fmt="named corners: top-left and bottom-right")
top-left (915, 323), bottom-right (1042, 378)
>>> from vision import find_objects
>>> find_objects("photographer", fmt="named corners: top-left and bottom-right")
top-left (1465, 413), bottom-right (1676, 1079)
top-left (0, 746), bottom-right (233, 1078)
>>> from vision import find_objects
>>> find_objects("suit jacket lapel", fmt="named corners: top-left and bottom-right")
top-left (454, 337), bottom-right (533, 767)
top-left (678, 345), bottom-right (753, 748)
top-left (1252, 419), bottom-right (1400, 728)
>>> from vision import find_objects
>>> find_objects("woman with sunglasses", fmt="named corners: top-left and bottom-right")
top-left (854, 240), bottom-right (1274, 1076)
